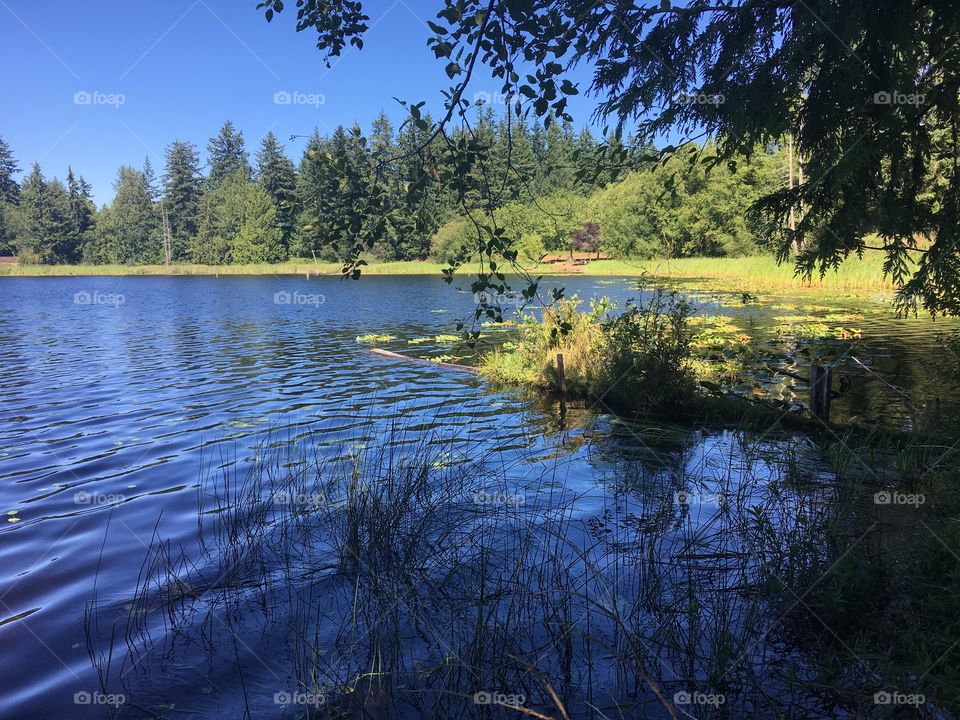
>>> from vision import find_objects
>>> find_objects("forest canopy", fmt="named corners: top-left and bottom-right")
top-left (256, 0), bottom-right (960, 316)
top-left (0, 121), bottom-right (787, 268)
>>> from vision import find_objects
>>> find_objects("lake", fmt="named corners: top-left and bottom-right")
top-left (0, 274), bottom-right (956, 718)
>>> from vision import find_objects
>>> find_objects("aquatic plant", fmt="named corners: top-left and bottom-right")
top-left (356, 333), bottom-right (394, 343)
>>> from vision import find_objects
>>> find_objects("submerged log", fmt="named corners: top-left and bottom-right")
top-left (369, 348), bottom-right (479, 374)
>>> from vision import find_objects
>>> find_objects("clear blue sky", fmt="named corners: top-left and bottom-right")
top-left (1, 0), bottom-right (607, 205)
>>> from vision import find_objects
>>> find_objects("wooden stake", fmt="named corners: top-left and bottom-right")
top-left (810, 364), bottom-right (833, 421)
top-left (556, 353), bottom-right (567, 399)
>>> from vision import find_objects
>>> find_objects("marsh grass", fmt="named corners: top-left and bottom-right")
top-left (585, 251), bottom-right (899, 292)
top-left (3, 251), bottom-right (898, 294)
top-left (80, 413), bottom-right (953, 719)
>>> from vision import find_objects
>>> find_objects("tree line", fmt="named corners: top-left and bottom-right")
top-left (0, 110), bottom-right (790, 266)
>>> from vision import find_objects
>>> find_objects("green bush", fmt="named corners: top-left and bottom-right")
top-left (598, 290), bottom-right (697, 413)
top-left (482, 289), bottom-right (698, 416)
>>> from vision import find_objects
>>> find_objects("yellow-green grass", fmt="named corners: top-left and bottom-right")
top-left (580, 251), bottom-right (900, 292)
top-left (0, 251), bottom-right (900, 292)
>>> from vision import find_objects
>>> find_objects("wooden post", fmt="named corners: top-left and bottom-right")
top-left (556, 353), bottom-right (567, 429)
top-left (810, 364), bottom-right (833, 421)
top-left (556, 353), bottom-right (567, 399)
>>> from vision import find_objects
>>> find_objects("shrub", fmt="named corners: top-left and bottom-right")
top-left (482, 289), bottom-right (698, 416)
top-left (598, 290), bottom-right (697, 414)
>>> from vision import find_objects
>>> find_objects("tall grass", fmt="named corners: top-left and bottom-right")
top-left (81, 415), bottom-right (955, 718)
top-left (2, 251), bottom-right (899, 291)
top-left (585, 250), bottom-right (899, 291)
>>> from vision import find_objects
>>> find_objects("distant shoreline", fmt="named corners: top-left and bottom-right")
top-left (0, 253), bottom-right (898, 293)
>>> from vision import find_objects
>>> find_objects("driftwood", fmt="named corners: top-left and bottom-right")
top-left (369, 348), bottom-right (479, 374)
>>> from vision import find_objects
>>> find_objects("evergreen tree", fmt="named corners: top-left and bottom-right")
top-left (540, 120), bottom-right (577, 193)
top-left (163, 140), bottom-right (203, 260)
top-left (207, 121), bottom-right (251, 187)
top-left (254, 132), bottom-right (297, 257)
top-left (66, 167), bottom-right (96, 258)
top-left (90, 167), bottom-right (159, 264)
top-left (390, 113), bottom-right (449, 259)
top-left (295, 125), bottom-right (384, 262)
top-left (495, 113), bottom-right (536, 201)
top-left (142, 156), bottom-right (159, 201)
top-left (0, 135), bottom-right (20, 255)
top-left (19, 164), bottom-right (75, 263)
top-left (193, 174), bottom-right (283, 264)
top-left (0, 135), bottom-right (20, 204)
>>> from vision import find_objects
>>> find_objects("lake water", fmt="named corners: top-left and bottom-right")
top-left (0, 274), bottom-right (955, 718)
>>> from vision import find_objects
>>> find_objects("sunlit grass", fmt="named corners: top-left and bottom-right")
top-left (1, 251), bottom-right (900, 292)
top-left (582, 251), bottom-right (899, 291)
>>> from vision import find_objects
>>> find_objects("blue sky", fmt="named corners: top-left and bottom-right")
top-left (1, 0), bottom-right (606, 205)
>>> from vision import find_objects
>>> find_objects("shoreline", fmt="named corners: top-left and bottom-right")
top-left (0, 254), bottom-right (899, 293)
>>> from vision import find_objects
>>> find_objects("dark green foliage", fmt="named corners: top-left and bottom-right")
top-left (192, 174), bottom-right (284, 264)
top-left (88, 167), bottom-right (159, 264)
top-left (18, 164), bottom-right (78, 263)
top-left (66, 168), bottom-right (96, 258)
top-left (162, 140), bottom-right (203, 260)
top-left (599, 291), bottom-right (697, 415)
top-left (294, 125), bottom-right (388, 263)
top-left (255, 132), bottom-right (298, 254)
top-left (0, 135), bottom-right (19, 204)
top-left (0, 135), bottom-right (21, 255)
top-left (207, 120), bottom-right (251, 188)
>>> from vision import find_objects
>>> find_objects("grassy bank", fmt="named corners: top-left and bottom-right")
top-left (588, 251), bottom-right (899, 292)
top-left (1, 251), bottom-right (898, 291)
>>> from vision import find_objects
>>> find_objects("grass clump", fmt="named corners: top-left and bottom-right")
top-left (481, 289), bottom-right (698, 415)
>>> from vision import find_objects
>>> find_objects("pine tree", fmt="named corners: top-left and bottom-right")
top-left (163, 140), bottom-right (203, 260)
top-left (0, 135), bottom-right (20, 255)
top-left (66, 167), bottom-right (96, 258)
top-left (254, 132), bottom-right (297, 257)
top-left (541, 120), bottom-right (577, 192)
top-left (142, 156), bottom-right (159, 202)
top-left (207, 121), bottom-right (251, 187)
top-left (496, 113), bottom-right (537, 201)
top-left (295, 125), bottom-right (383, 262)
top-left (193, 175), bottom-right (283, 264)
top-left (90, 167), bottom-right (160, 264)
top-left (0, 135), bottom-right (20, 204)
top-left (19, 164), bottom-right (74, 263)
